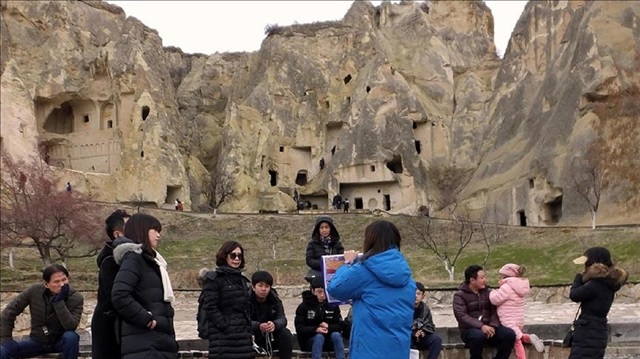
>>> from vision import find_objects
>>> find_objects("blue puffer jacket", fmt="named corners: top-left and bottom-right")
top-left (327, 248), bottom-right (415, 359)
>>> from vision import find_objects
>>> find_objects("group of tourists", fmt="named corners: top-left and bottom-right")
top-left (0, 210), bottom-right (629, 359)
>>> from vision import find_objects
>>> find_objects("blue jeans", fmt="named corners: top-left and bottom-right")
top-left (413, 332), bottom-right (443, 359)
top-left (0, 331), bottom-right (79, 359)
top-left (308, 332), bottom-right (345, 359)
top-left (461, 326), bottom-right (515, 359)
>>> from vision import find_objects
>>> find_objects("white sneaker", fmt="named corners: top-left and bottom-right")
top-left (529, 333), bottom-right (544, 352)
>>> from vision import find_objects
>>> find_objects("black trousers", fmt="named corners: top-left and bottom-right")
top-left (461, 326), bottom-right (515, 359)
top-left (254, 327), bottom-right (293, 359)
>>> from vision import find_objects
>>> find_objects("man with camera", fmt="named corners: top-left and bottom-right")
top-left (0, 264), bottom-right (84, 359)
top-left (412, 282), bottom-right (442, 359)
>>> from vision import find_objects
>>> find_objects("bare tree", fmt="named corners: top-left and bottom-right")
top-left (261, 219), bottom-right (289, 260)
top-left (204, 166), bottom-right (235, 217)
top-left (478, 204), bottom-right (508, 266)
top-left (426, 159), bottom-right (474, 215)
top-left (570, 144), bottom-right (605, 230)
top-left (0, 152), bottom-right (103, 267)
top-left (406, 215), bottom-right (478, 281)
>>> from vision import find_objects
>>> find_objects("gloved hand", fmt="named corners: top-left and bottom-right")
top-left (51, 284), bottom-right (70, 303)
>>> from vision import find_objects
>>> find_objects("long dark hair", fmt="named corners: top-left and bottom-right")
top-left (124, 213), bottom-right (162, 257)
top-left (216, 240), bottom-right (246, 269)
top-left (362, 220), bottom-right (401, 260)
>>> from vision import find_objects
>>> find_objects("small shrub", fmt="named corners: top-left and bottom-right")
top-left (264, 23), bottom-right (283, 36)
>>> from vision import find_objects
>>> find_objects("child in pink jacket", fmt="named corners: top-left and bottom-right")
top-left (489, 263), bottom-right (544, 358)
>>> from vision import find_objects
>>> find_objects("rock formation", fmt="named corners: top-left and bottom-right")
top-left (1, 0), bottom-right (638, 225)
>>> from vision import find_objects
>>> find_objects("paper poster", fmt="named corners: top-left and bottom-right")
top-left (321, 253), bottom-right (362, 304)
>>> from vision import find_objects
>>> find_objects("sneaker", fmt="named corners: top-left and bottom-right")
top-left (529, 333), bottom-right (544, 352)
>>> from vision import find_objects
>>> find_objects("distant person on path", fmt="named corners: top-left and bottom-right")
top-left (453, 265), bottom-right (515, 359)
top-left (343, 198), bottom-right (349, 213)
top-left (91, 209), bottom-right (130, 359)
top-left (18, 172), bottom-right (26, 193)
top-left (489, 263), bottom-right (544, 358)
top-left (294, 277), bottom-right (345, 359)
top-left (201, 241), bottom-right (253, 358)
top-left (174, 198), bottom-right (180, 210)
top-left (568, 247), bottom-right (628, 359)
top-left (304, 216), bottom-right (344, 283)
top-left (111, 213), bottom-right (179, 358)
top-left (327, 220), bottom-right (415, 359)
top-left (249, 271), bottom-right (293, 359)
top-left (411, 282), bottom-right (442, 359)
top-left (0, 264), bottom-right (84, 359)
top-left (65, 182), bottom-right (72, 193)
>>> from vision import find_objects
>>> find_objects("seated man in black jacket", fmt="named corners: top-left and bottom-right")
top-left (250, 271), bottom-right (293, 359)
top-left (0, 264), bottom-right (84, 359)
top-left (294, 277), bottom-right (345, 359)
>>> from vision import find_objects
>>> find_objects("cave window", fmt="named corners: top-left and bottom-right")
top-left (386, 155), bottom-right (403, 174)
top-left (412, 121), bottom-right (418, 129)
top-left (141, 106), bottom-right (150, 121)
top-left (268, 170), bottom-right (278, 186)
top-left (354, 197), bottom-right (363, 210)
top-left (43, 101), bottom-right (74, 134)
top-left (384, 194), bottom-right (391, 211)
top-left (107, 120), bottom-right (113, 129)
top-left (365, 86), bottom-right (371, 93)
top-left (346, 96), bottom-right (351, 105)
top-left (370, 165), bottom-right (376, 172)
top-left (415, 140), bottom-right (422, 154)
top-left (343, 74), bottom-right (352, 85)
top-left (295, 170), bottom-right (308, 186)
top-left (331, 146), bottom-right (336, 156)
top-left (83, 115), bottom-right (90, 123)
top-left (529, 179), bottom-right (534, 189)
top-left (140, 151), bottom-right (144, 158)
top-left (165, 186), bottom-right (182, 204)
top-left (545, 196), bottom-right (563, 224)
top-left (279, 146), bottom-right (284, 152)
top-left (324, 100), bottom-right (330, 109)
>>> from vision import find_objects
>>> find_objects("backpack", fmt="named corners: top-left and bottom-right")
top-left (196, 271), bottom-right (217, 339)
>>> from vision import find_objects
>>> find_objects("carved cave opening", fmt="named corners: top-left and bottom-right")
top-left (365, 86), bottom-right (371, 93)
top-left (384, 194), bottom-right (391, 211)
top-left (354, 197), bottom-right (363, 210)
top-left (517, 210), bottom-right (527, 227)
top-left (43, 101), bottom-right (74, 134)
top-left (343, 74), bottom-right (352, 85)
top-left (141, 106), bottom-right (150, 121)
top-left (295, 170), bottom-right (308, 186)
top-left (269, 170), bottom-right (278, 186)
top-left (165, 185), bottom-right (182, 204)
top-left (543, 196), bottom-right (563, 224)
top-left (386, 155), bottom-right (403, 174)
top-left (415, 140), bottom-right (422, 154)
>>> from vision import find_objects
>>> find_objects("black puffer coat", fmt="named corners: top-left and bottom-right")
top-left (91, 240), bottom-right (121, 359)
top-left (112, 240), bottom-right (179, 359)
top-left (305, 216), bottom-right (344, 279)
top-left (202, 265), bottom-right (254, 359)
top-left (569, 263), bottom-right (628, 359)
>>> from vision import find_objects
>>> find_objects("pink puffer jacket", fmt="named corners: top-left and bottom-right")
top-left (489, 276), bottom-right (530, 338)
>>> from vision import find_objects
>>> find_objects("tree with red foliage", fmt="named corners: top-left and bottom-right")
top-left (0, 151), bottom-right (103, 267)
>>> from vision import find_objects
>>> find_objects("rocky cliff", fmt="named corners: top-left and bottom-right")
top-left (1, 0), bottom-right (638, 225)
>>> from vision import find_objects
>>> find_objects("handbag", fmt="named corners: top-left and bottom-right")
top-left (563, 305), bottom-right (581, 347)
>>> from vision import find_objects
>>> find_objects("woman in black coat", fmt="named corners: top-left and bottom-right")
top-left (304, 216), bottom-right (344, 282)
top-left (112, 213), bottom-right (179, 359)
top-left (569, 246), bottom-right (628, 359)
top-left (202, 240), bottom-right (254, 359)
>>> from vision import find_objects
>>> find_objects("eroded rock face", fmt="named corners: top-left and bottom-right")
top-left (1, 0), bottom-right (191, 208)
top-left (464, 1), bottom-right (640, 225)
top-left (1, 0), bottom-right (637, 224)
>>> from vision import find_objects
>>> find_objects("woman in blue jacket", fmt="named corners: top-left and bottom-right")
top-left (327, 220), bottom-right (415, 359)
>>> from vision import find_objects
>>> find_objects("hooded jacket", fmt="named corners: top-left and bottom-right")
top-left (294, 290), bottom-right (343, 350)
top-left (568, 263), bottom-right (628, 359)
top-left (202, 265), bottom-right (254, 359)
top-left (327, 248), bottom-right (415, 359)
top-left (111, 239), bottom-right (179, 359)
top-left (305, 216), bottom-right (344, 273)
top-left (489, 276), bottom-right (530, 338)
top-left (0, 283), bottom-right (83, 345)
top-left (452, 283), bottom-right (500, 332)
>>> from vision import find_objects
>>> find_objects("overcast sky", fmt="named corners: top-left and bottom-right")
top-left (108, 1), bottom-right (526, 56)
